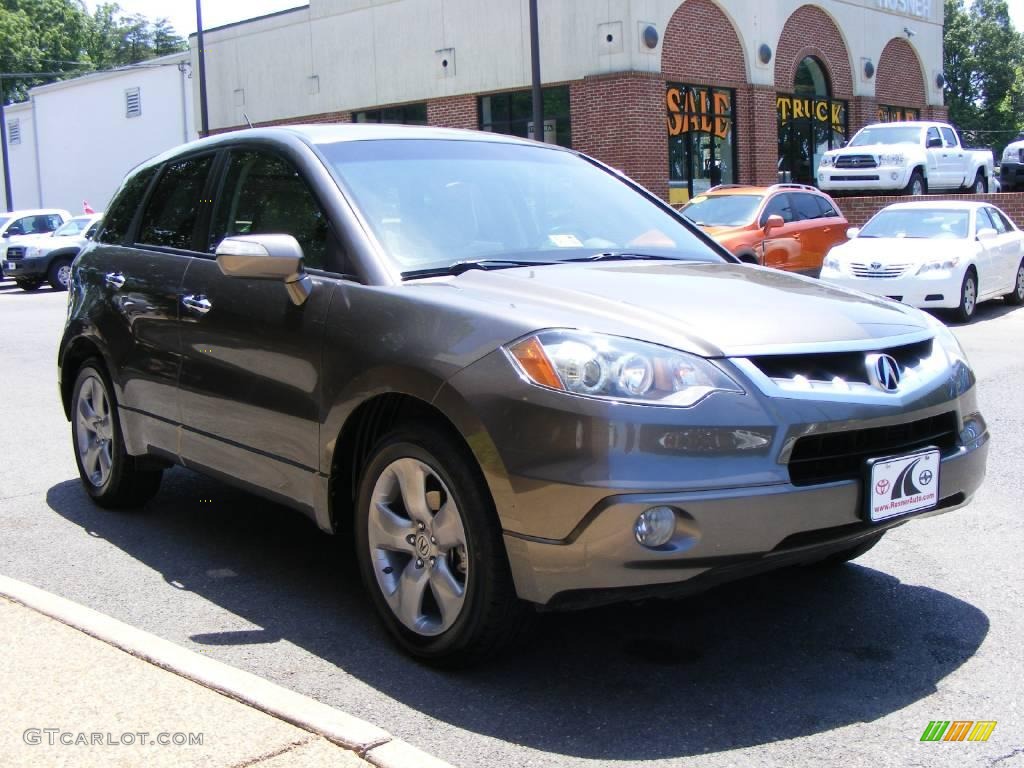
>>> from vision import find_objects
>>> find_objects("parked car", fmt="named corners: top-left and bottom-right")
top-left (820, 201), bottom-right (1024, 322)
top-left (59, 126), bottom-right (988, 664)
top-left (680, 183), bottom-right (848, 275)
top-left (999, 135), bottom-right (1024, 191)
top-left (2, 213), bottom-right (103, 291)
top-left (0, 208), bottom-right (71, 265)
top-left (818, 122), bottom-right (994, 196)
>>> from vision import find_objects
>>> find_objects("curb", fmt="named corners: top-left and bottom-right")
top-left (0, 575), bottom-right (453, 768)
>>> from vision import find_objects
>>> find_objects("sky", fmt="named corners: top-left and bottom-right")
top-left (89, 0), bottom-right (1024, 40)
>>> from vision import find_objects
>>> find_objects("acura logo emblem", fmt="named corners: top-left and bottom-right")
top-left (866, 353), bottom-right (901, 392)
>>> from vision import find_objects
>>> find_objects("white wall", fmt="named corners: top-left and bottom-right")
top-left (1, 102), bottom-right (40, 212)
top-left (2, 54), bottom-right (196, 216)
top-left (193, 0), bottom-right (945, 131)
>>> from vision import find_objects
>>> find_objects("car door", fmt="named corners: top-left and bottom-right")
top-left (940, 127), bottom-right (965, 188)
top-left (983, 207), bottom-right (1021, 293)
top-left (973, 208), bottom-right (1003, 297)
top-left (176, 147), bottom-right (339, 512)
top-left (786, 192), bottom-right (837, 274)
top-left (759, 193), bottom-right (801, 271)
top-left (79, 157), bottom-right (212, 453)
top-left (923, 126), bottom-right (947, 188)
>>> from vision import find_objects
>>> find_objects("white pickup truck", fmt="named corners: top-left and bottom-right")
top-left (817, 121), bottom-right (994, 196)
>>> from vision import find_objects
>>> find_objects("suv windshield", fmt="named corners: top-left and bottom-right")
top-left (316, 139), bottom-right (720, 275)
top-left (860, 209), bottom-right (969, 239)
top-left (681, 194), bottom-right (763, 226)
top-left (848, 126), bottom-right (923, 147)
top-left (54, 218), bottom-right (92, 237)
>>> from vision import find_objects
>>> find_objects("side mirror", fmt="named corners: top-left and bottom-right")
top-left (846, 227), bottom-right (861, 239)
top-left (2, 230), bottom-right (13, 238)
top-left (840, 140), bottom-right (848, 148)
top-left (763, 214), bottom-right (785, 234)
top-left (976, 227), bottom-right (998, 242)
top-left (215, 234), bottom-right (312, 306)
top-left (927, 137), bottom-right (943, 148)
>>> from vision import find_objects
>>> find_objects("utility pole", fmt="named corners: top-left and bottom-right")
top-left (1, 77), bottom-right (11, 210)
top-left (529, 0), bottom-right (543, 143)
top-left (196, 0), bottom-right (210, 135)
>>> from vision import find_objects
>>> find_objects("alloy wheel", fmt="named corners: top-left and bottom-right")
top-left (367, 457), bottom-right (469, 636)
top-left (962, 275), bottom-right (977, 317)
top-left (75, 374), bottom-right (114, 487)
top-left (912, 178), bottom-right (924, 195)
top-left (57, 264), bottom-right (72, 288)
top-left (1016, 265), bottom-right (1024, 301)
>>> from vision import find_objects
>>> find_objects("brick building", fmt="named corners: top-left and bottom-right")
top-left (193, 0), bottom-right (946, 204)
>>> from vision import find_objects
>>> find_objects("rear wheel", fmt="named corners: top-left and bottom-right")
top-left (970, 170), bottom-right (987, 194)
top-left (71, 360), bottom-right (163, 508)
top-left (903, 170), bottom-right (926, 196)
top-left (952, 270), bottom-right (978, 323)
top-left (15, 278), bottom-right (42, 292)
top-left (354, 423), bottom-right (528, 666)
top-left (1004, 259), bottom-right (1024, 306)
top-left (48, 258), bottom-right (72, 291)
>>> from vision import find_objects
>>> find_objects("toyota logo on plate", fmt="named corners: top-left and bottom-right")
top-left (866, 353), bottom-right (901, 392)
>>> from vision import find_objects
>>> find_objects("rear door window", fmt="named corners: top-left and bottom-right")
top-left (210, 150), bottom-right (330, 269)
top-left (987, 208), bottom-right (1013, 233)
top-left (940, 127), bottom-right (958, 148)
top-left (137, 155), bottom-right (215, 251)
top-left (98, 167), bottom-right (158, 245)
top-left (814, 195), bottom-right (840, 218)
top-left (792, 193), bottom-right (822, 222)
top-left (983, 208), bottom-right (1008, 234)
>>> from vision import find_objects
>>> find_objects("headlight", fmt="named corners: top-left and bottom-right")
top-left (916, 256), bottom-right (960, 274)
top-left (1003, 147), bottom-right (1015, 161)
top-left (25, 246), bottom-right (40, 258)
top-left (878, 153), bottom-right (905, 166)
top-left (819, 155), bottom-right (835, 168)
top-left (505, 330), bottom-right (743, 407)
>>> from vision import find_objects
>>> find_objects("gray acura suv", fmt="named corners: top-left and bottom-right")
top-left (58, 125), bottom-right (988, 664)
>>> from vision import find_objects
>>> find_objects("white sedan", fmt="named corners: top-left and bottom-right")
top-left (820, 201), bottom-right (1024, 322)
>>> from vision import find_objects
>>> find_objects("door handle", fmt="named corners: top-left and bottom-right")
top-left (182, 294), bottom-right (212, 315)
top-left (104, 272), bottom-right (125, 289)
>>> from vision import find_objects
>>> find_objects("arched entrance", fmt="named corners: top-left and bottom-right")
top-left (876, 38), bottom-right (927, 123)
top-left (777, 56), bottom-right (848, 184)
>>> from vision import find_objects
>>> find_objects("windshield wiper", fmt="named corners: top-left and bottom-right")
top-left (563, 252), bottom-right (684, 263)
top-left (402, 258), bottom-right (560, 279)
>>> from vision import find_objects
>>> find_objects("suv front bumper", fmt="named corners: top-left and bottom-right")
top-left (1000, 162), bottom-right (1024, 190)
top-left (818, 167), bottom-right (912, 192)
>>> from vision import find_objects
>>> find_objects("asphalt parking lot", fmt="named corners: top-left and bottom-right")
top-left (1, 277), bottom-right (1021, 768)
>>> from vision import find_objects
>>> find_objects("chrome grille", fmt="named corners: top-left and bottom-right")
top-left (747, 339), bottom-right (934, 387)
top-left (849, 262), bottom-right (910, 278)
top-left (835, 155), bottom-right (878, 169)
top-left (5, 247), bottom-right (25, 261)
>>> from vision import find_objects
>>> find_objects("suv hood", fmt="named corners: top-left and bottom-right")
top-left (832, 143), bottom-right (917, 156)
top-left (434, 261), bottom-right (929, 357)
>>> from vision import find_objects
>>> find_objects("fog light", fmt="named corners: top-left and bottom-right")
top-left (635, 506), bottom-right (676, 548)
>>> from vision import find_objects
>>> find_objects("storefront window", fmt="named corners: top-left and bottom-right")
top-left (666, 83), bottom-right (737, 205)
top-left (877, 105), bottom-right (921, 123)
top-left (777, 57), bottom-right (847, 185)
top-left (353, 103), bottom-right (428, 125)
top-left (479, 86), bottom-right (571, 147)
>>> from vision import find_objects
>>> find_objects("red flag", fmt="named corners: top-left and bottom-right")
top-left (82, 200), bottom-right (95, 214)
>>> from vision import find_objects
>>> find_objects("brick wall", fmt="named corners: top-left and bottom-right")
top-left (775, 5), bottom-right (854, 98)
top-left (570, 72), bottom-right (669, 200)
top-left (427, 95), bottom-right (478, 130)
top-left (876, 38), bottom-right (926, 109)
top-left (838, 192), bottom-right (1024, 228)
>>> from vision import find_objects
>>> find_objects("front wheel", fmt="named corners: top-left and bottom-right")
top-left (903, 170), bottom-right (927, 196)
top-left (48, 259), bottom-right (72, 291)
top-left (952, 270), bottom-right (978, 323)
top-left (1004, 259), bottom-right (1024, 306)
top-left (71, 360), bottom-right (162, 508)
top-left (355, 423), bottom-right (527, 666)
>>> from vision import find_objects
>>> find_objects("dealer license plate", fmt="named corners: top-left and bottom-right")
top-left (867, 448), bottom-right (940, 522)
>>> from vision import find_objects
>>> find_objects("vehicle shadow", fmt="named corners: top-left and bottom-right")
top-left (45, 471), bottom-right (988, 761)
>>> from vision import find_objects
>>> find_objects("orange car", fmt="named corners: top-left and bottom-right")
top-left (680, 184), bottom-right (849, 275)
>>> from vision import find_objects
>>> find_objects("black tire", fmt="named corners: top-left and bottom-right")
top-left (1004, 259), bottom-right (1024, 306)
top-left (15, 279), bottom-right (42, 291)
top-left (813, 532), bottom-right (886, 566)
top-left (70, 359), bottom-right (162, 508)
top-left (903, 170), bottom-right (926, 196)
top-left (47, 258), bottom-right (72, 291)
top-left (951, 269), bottom-right (978, 324)
top-left (354, 422), bottom-right (529, 666)
top-left (970, 170), bottom-right (987, 194)
top-left (735, 250), bottom-right (759, 265)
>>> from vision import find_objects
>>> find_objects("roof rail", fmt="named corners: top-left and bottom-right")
top-left (706, 184), bottom-right (749, 192)
top-left (769, 183), bottom-right (820, 192)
